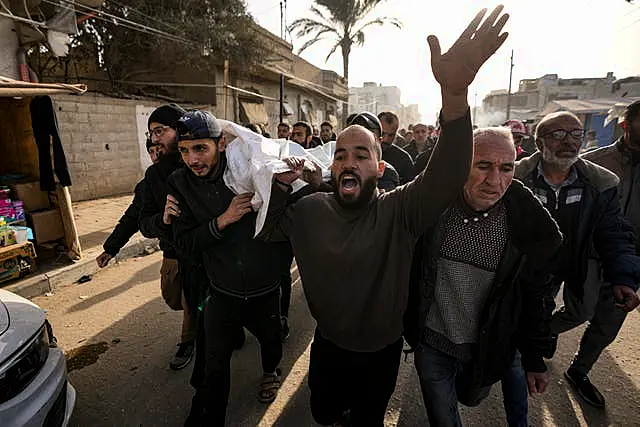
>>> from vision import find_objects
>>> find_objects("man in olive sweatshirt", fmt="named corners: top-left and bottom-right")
top-left (259, 6), bottom-right (510, 426)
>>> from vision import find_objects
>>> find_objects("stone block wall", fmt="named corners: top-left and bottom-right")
top-left (52, 94), bottom-right (142, 201)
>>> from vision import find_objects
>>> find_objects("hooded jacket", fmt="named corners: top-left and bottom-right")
top-left (404, 180), bottom-right (563, 386)
top-left (167, 154), bottom-right (293, 298)
top-left (515, 152), bottom-right (640, 298)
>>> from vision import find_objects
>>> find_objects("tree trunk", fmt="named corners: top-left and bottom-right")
top-left (341, 40), bottom-right (351, 128)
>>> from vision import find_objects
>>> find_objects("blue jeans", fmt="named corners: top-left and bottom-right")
top-left (415, 343), bottom-right (491, 427)
top-left (500, 351), bottom-right (529, 427)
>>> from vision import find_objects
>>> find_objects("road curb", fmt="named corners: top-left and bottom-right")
top-left (5, 237), bottom-right (160, 299)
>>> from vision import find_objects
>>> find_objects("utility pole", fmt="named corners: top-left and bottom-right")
top-left (224, 59), bottom-right (229, 120)
top-left (279, 73), bottom-right (285, 124)
top-left (506, 49), bottom-right (514, 121)
top-left (473, 91), bottom-right (478, 124)
top-left (280, 2), bottom-right (284, 39)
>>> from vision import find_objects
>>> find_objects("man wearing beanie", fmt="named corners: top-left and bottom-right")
top-left (138, 103), bottom-right (199, 371)
top-left (167, 110), bottom-right (292, 426)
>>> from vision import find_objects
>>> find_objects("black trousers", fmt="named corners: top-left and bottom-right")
top-left (201, 289), bottom-right (282, 426)
top-left (280, 246), bottom-right (294, 318)
top-left (29, 96), bottom-right (72, 191)
top-left (308, 329), bottom-right (403, 427)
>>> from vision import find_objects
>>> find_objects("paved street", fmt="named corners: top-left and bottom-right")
top-left (32, 252), bottom-right (640, 426)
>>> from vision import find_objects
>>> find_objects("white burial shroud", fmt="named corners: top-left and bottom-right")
top-left (219, 120), bottom-right (335, 236)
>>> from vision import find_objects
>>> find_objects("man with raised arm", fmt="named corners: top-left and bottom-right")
top-left (259, 7), bottom-right (510, 426)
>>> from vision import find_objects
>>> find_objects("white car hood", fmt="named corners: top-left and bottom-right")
top-left (0, 290), bottom-right (45, 360)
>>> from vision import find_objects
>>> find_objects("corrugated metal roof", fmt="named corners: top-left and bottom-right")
top-left (0, 76), bottom-right (87, 97)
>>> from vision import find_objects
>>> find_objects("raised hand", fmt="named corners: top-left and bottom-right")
top-left (429, 5), bottom-right (509, 96)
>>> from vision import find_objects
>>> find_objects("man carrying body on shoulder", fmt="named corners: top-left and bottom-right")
top-left (168, 111), bottom-right (291, 426)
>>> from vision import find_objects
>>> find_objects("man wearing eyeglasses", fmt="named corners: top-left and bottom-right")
top-left (138, 103), bottom-right (201, 372)
top-left (510, 111), bottom-right (640, 411)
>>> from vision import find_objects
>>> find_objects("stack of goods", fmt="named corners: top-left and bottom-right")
top-left (0, 187), bottom-right (26, 223)
top-left (0, 217), bottom-right (17, 247)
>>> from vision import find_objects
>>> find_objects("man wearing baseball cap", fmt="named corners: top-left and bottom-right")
top-left (138, 104), bottom-right (200, 372)
top-left (167, 110), bottom-right (292, 425)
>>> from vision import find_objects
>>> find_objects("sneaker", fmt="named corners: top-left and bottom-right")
top-left (170, 341), bottom-right (195, 371)
top-left (281, 317), bottom-right (290, 342)
top-left (564, 368), bottom-right (605, 408)
top-left (234, 327), bottom-right (246, 350)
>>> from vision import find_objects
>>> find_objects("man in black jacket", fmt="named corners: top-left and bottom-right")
top-left (377, 111), bottom-right (415, 184)
top-left (168, 110), bottom-right (290, 426)
top-left (96, 139), bottom-right (160, 267)
top-left (513, 111), bottom-right (640, 408)
top-left (138, 103), bottom-right (198, 371)
top-left (404, 127), bottom-right (562, 427)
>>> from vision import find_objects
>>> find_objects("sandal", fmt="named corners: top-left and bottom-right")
top-left (257, 368), bottom-right (282, 403)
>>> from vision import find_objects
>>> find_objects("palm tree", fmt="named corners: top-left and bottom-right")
top-left (288, 0), bottom-right (401, 84)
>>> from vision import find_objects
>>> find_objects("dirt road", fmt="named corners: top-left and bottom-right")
top-left (33, 252), bottom-right (640, 426)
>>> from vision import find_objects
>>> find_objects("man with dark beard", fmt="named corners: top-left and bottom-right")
top-left (167, 111), bottom-right (290, 426)
top-left (259, 6), bottom-right (510, 426)
top-left (138, 104), bottom-right (200, 370)
top-left (510, 110), bottom-right (640, 410)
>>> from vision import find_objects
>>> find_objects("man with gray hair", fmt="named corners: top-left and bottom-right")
top-left (512, 111), bottom-right (640, 408)
top-left (404, 126), bottom-right (562, 427)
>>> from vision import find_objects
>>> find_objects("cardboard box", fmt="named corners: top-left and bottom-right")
top-left (27, 209), bottom-right (65, 243)
top-left (10, 181), bottom-right (49, 211)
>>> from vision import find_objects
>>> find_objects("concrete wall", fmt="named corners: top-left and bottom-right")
top-left (0, 17), bottom-right (18, 79)
top-left (52, 94), bottom-right (143, 202)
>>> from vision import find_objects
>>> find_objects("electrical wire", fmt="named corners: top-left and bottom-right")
top-left (38, 0), bottom-right (190, 45)
top-left (42, 0), bottom-right (190, 44)
top-left (63, 0), bottom-right (190, 43)
top-left (107, 0), bottom-right (180, 32)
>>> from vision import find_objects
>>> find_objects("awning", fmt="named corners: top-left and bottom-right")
top-left (240, 101), bottom-right (269, 126)
top-left (0, 76), bottom-right (87, 97)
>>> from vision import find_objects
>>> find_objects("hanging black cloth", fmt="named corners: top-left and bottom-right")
top-left (29, 96), bottom-right (72, 191)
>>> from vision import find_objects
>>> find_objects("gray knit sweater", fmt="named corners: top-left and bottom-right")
top-left (424, 200), bottom-right (509, 360)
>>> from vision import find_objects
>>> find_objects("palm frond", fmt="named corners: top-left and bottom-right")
top-left (298, 27), bottom-right (338, 54)
top-left (324, 39), bottom-right (343, 62)
top-left (352, 16), bottom-right (402, 36)
top-left (288, 18), bottom-right (337, 39)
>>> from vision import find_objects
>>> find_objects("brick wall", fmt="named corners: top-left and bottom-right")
top-left (52, 94), bottom-right (142, 201)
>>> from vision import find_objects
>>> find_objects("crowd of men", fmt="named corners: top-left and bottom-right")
top-left (94, 6), bottom-right (640, 427)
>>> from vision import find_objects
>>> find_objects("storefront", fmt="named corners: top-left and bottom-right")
top-left (0, 76), bottom-right (86, 284)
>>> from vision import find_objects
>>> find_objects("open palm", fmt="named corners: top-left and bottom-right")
top-left (429, 5), bottom-right (509, 95)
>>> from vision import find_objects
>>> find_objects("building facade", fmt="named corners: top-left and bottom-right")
top-left (480, 72), bottom-right (618, 125)
top-left (348, 82), bottom-right (422, 127)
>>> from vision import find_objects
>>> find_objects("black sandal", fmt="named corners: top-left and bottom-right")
top-left (257, 368), bottom-right (282, 403)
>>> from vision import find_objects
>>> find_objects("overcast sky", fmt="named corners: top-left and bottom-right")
top-left (246, 0), bottom-right (640, 123)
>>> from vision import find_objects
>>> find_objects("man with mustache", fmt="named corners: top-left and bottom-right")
top-left (554, 100), bottom-right (640, 408)
top-left (403, 127), bottom-right (562, 427)
top-left (260, 6), bottom-right (510, 426)
top-left (167, 111), bottom-right (293, 426)
top-left (512, 111), bottom-right (640, 409)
